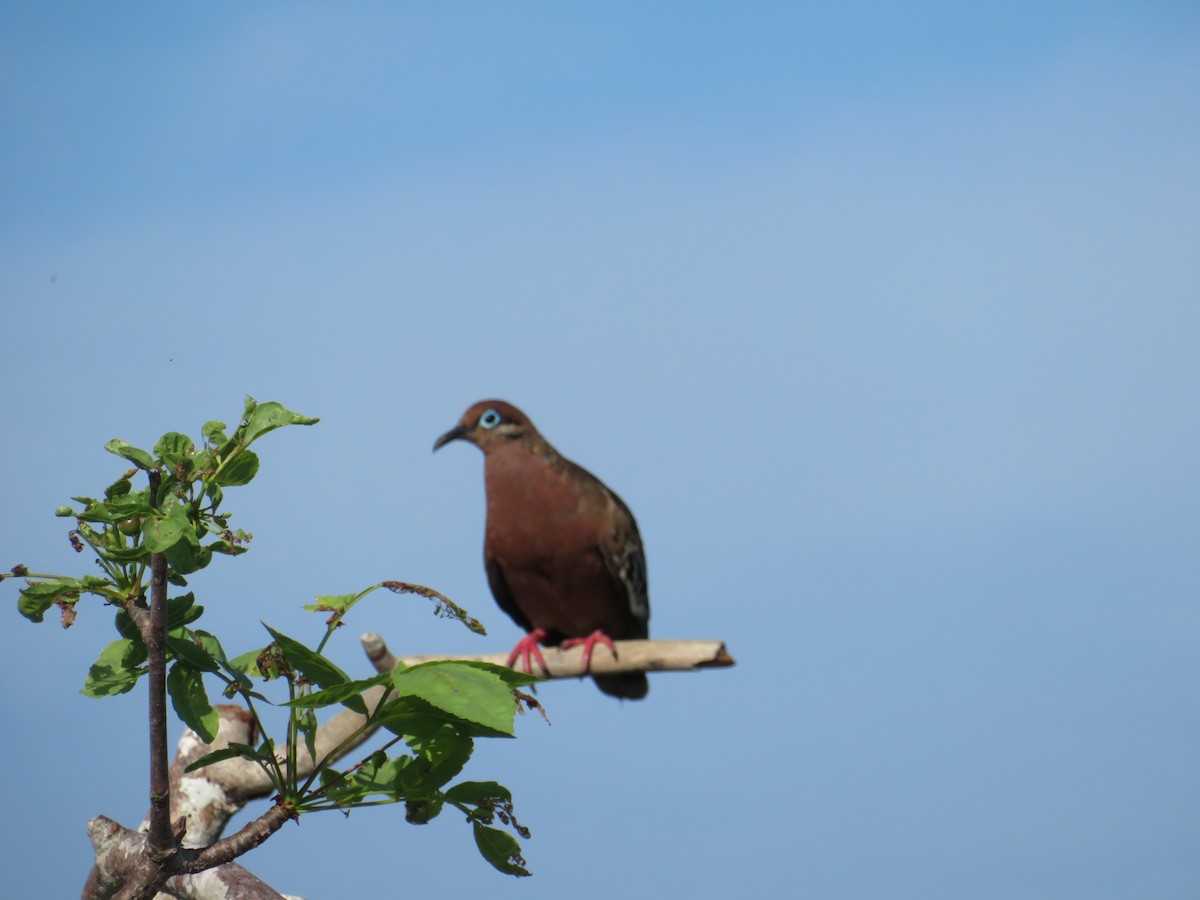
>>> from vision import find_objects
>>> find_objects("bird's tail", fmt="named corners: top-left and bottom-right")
top-left (593, 672), bottom-right (649, 700)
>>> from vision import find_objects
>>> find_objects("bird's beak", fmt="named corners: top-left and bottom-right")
top-left (433, 423), bottom-right (470, 452)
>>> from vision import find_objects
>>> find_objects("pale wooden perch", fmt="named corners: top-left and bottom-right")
top-left (361, 633), bottom-right (736, 678)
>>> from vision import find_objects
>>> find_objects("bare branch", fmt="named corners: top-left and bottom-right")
top-left (362, 634), bottom-right (736, 677)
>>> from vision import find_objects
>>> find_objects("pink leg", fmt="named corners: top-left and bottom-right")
top-left (560, 629), bottom-right (618, 673)
top-left (506, 628), bottom-right (549, 675)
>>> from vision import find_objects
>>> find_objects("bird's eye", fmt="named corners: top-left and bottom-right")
top-left (478, 408), bottom-right (502, 429)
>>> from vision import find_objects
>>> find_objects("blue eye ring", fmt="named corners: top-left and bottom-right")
top-left (478, 408), bottom-right (502, 429)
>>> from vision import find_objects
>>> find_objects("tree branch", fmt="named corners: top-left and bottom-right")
top-left (86, 816), bottom-right (295, 900)
top-left (108, 469), bottom-right (179, 900)
top-left (362, 634), bottom-right (736, 677)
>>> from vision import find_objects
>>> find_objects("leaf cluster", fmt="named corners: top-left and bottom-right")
top-left (3, 398), bottom-right (533, 877)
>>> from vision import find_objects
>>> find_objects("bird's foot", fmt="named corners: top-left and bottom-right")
top-left (506, 628), bottom-right (550, 675)
top-left (560, 629), bottom-right (618, 673)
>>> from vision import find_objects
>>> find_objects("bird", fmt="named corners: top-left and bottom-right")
top-left (434, 400), bottom-right (650, 700)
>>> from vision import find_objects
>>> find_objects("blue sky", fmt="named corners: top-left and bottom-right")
top-left (2, 3), bottom-right (1198, 897)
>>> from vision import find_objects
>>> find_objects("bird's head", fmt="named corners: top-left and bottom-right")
top-left (433, 400), bottom-right (535, 453)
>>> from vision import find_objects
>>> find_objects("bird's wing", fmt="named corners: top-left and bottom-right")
top-left (565, 459), bottom-right (651, 634)
top-left (603, 506), bottom-right (651, 633)
top-left (484, 553), bottom-right (534, 633)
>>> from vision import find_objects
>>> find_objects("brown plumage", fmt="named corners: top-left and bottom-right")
top-left (434, 400), bottom-right (650, 700)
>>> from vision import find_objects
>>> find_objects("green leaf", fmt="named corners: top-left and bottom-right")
top-left (302, 594), bottom-right (357, 614)
top-left (167, 635), bottom-right (220, 672)
top-left (105, 439), bottom-right (155, 470)
top-left (378, 696), bottom-right (513, 740)
top-left (241, 400), bottom-right (319, 444)
top-left (301, 707), bottom-right (319, 768)
top-left (358, 751), bottom-right (403, 785)
top-left (215, 449), bottom-right (259, 486)
top-left (17, 580), bottom-right (78, 623)
top-left (167, 593), bottom-right (203, 629)
top-left (82, 638), bottom-right (145, 697)
top-left (165, 533), bottom-right (211, 575)
top-left (227, 647), bottom-right (266, 677)
top-left (101, 545), bottom-right (150, 564)
top-left (167, 663), bottom-right (219, 742)
top-left (193, 630), bottom-right (257, 695)
top-left (141, 505), bottom-right (189, 552)
top-left (281, 673), bottom-right (389, 712)
top-left (392, 662), bottom-right (519, 736)
top-left (107, 491), bottom-right (155, 517)
top-left (184, 740), bottom-right (272, 774)
top-left (154, 432), bottom-right (195, 467)
top-left (405, 795), bottom-right (445, 824)
top-left (445, 780), bottom-right (513, 808)
top-left (472, 822), bottom-right (530, 876)
top-left (263, 625), bottom-right (351, 689)
top-left (104, 476), bottom-right (132, 499)
top-left (443, 660), bottom-right (541, 687)
top-left (399, 730), bottom-right (474, 795)
top-left (320, 765), bottom-right (365, 805)
top-left (184, 745), bottom-right (249, 773)
top-left (201, 420), bottom-right (228, 446)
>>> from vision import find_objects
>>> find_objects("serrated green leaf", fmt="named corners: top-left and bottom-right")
top-left (241, 401), bottom-right (319, 444)
top-left (167, 662), bottom-right (219, 742)
top-left (82, 638), bottom-right (145, 697)
top-left (263, 625), bottom-right (350, 689)
top-left (216, 449), bottom-right (259, 486)
top-left (105, 439), bottom-right (156, 470)
top-left (472, 822), bottom-right (529, 876)
top-left (400, 732), bottom-right (474, 796)
top-left (378, 696), bottom-right (513, 740)
top-left (392, 662), bottom-right (519, 736)
top-left (443, 660), bottom-right (541, 687)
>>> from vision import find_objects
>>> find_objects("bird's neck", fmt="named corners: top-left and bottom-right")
top-left (482, 436), bottom-right (566, 508)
